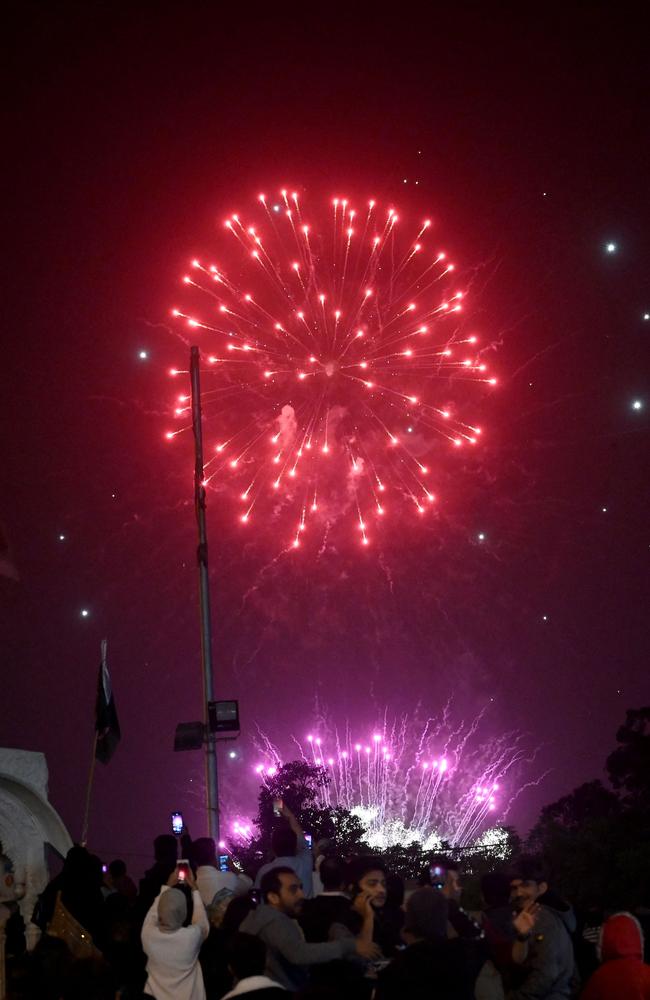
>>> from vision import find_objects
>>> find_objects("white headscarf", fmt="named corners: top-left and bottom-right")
top-left (157, 888), bottom-right (187, 932)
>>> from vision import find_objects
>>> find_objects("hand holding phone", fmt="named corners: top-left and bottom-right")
top-left (352, 888), bottom-right (374, 919)
top-left (272, 798), bottom-right (283, 818)
top-left (170, 860), bottom-right (195, 890)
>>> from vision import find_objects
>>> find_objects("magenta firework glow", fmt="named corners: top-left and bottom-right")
top-left (253, 711), bottom-right (541, 848)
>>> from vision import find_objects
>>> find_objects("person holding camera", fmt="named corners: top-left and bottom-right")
top-left (141, 862), bottom-right (209, 1000)
top-left (254, 800), bottom-right (314, 899)
top-left (241, 865), bottom-right (380, 991)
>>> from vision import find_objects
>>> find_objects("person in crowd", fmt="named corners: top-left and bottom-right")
top-left (311, 837), bottom-right (333, 896)
top-left (375, 886), bottom-right (477, 999)
top-left (221, 932), bottom-right (287, 998)
top-left (426, 855), bottom-right (485, 943)
top-left (221, 892), bottom-right (260, 937)
top-left (254, 802), bottom-right (313, 898)
top-left (536, 885), bottom-right (577, 936)
top-left (32, 845), bottom-right (106, 949)
top-left (300, 855), bottom-right (377, 998)
top-left (575, 905), bottom-right (606, 984)
top-left (508, 855), bottom-right (575, 999)
top-left (581, 911), bottom-right (650, 999)
top-left (103, 859), bottom-right (137, 905)
top-left (347, 856), bottom-right (402, 956)
top-left (191, 841), bottom-right (253, 999)
top-left (138, 835), bottom-right (181, 921)
top-left (475, 871), bottom-right (540, 999)
top-left (192, 837), bottom-right (252, 910)
top-left (382, 871), bottom-right (406, 953)
top-left (240, 865), bottom-right (379, 991)
top-left (141, 862), bottom-right (209, 1000)
top-left (1, 850), bottom-right (26, 960)
top-left (6, 934), bottom-right (72, 1000)
top-left (59, 956), bottom-right (118, 1000)
top-left (102, 887), bottom-right (148, 998)
top-left (299, 855), bottom-right (355, 942)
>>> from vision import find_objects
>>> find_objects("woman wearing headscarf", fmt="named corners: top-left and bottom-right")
top-left (141, 862), bottom-right (209, 1000)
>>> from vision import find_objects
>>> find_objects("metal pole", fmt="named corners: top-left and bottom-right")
top-left (190, 345), bottom-right (219, 840)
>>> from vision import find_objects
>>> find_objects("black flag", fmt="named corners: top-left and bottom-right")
top-left (95, 641), bottom-right (120, 764)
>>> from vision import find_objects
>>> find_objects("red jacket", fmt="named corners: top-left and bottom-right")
top-left (582, 912), bottom-right (650, 999)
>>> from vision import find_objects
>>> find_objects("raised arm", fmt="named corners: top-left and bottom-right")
top-left (183, 869), bottom-right (209, 941)
top-left (280, 802), bottom-right (305, 841)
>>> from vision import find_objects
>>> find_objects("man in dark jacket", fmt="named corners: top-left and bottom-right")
top-left (137, 835), bottom-right (180, 922)
top-left (508, 856), bottom-right (575, 1000)
top-left (240, 866), bottom-right (379, 991)
top-left (376, 886), bottom-right (478, 1000)
top-left (299, 856), bottom-right (355, 942)
top-left (299, 856), bottom-right (372, 998)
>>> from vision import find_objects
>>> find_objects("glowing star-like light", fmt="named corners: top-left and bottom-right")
top-left (631, 399), bottom-right (643, 410)
top-left (643, 313), bottom-right (650, 321)
top-left (138, 350), bottom-right (149, 360)
top-left (228, 750), bottom-right (237, 759)
top-left (80, 609), bottom-right (90, 618)
top-left (477, 532), bottom-right (486, 541)
top-left (58, 534), bottom-right (66, 541)
top-left (605, 242), bottom-right (617, 253)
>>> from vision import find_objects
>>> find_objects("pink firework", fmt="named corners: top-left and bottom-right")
top-left (168, 190), bottom-right (496, 547)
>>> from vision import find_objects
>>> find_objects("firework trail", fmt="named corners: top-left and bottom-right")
top-left (252, 710), bottom-right (537, 848)
top-left (166, 190), bottom-right (497, 549)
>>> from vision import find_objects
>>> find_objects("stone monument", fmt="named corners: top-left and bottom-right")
top-left (0, 748), bottom-right (72, 956)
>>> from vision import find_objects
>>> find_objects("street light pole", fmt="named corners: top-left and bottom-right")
top-left (190, 345), bottom-right (219, 840)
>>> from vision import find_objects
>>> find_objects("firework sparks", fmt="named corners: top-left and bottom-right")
top-left (255, 711), bottom-right (537, 848)
top-left (168, 190), bottom-right (496, 547)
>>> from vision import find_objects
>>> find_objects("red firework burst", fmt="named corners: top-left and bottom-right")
top-left (167, 190), bottom-right (496, 548)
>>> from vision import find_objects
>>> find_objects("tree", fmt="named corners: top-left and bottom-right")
top-left (525, 708), bottom-right (650, 911)
top-left (531, 780), bottom-right (620, 835)
top-left (229, 761), bottom-right (371, 874)
top-left (254, 760), bottom-right (331, 846)
top-left (606, 706), bottom-right (650, 810)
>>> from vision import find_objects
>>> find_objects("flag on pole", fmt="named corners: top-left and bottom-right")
top-left (95, 639), bottom-right (120, 764)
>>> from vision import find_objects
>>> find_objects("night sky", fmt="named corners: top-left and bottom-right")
top-left (3, 4), bottom-right (649, 873)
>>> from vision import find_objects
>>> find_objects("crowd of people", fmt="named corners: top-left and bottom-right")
top-left (4, 801), bottom-right (649, 999)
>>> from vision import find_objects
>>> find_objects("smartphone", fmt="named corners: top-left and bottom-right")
top-left (218, 854), bottom-right (229, 872)
top-left (102, 864), bottom-right (108, 874)
top-left (171, 811), bottom-right (184, 836)
top-left (304, 833), bottom-right (313, 849)
top-left (430, 864), bottom-right (446, 889)
top-left (177, 860), bottom-right (190, 881)
top-left (272, 798), bottom-right (283, 818)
